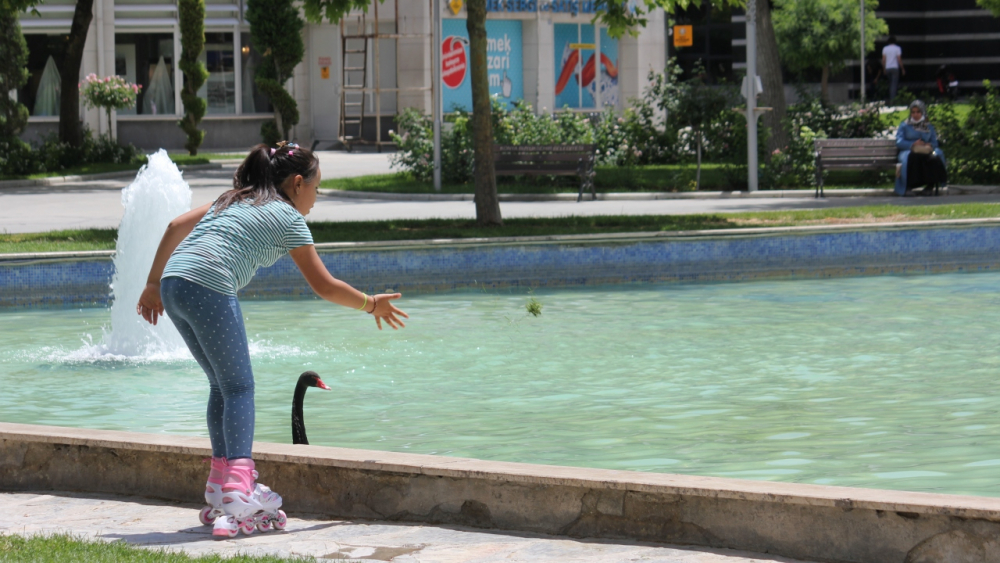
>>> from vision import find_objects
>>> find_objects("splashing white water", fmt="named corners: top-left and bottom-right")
top-left (97, 149), bottom-right (192, 357)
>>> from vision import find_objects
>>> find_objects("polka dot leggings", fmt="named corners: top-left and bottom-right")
top-left (161, 276), bottom-right (254, 460)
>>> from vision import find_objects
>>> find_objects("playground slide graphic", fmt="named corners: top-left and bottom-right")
top-left (554, 24), bottom-right (618, 109)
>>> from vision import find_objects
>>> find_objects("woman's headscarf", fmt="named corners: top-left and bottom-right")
top-left (906, 99), bottom-right (930, 132)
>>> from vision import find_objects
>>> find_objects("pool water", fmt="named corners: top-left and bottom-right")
top-left (3, 272), bottom-right (1000, 497)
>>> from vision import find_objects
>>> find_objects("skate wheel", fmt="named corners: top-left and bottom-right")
top-left (213, 516), bottom-right (239, 539)
top-left (198, 506), bottom-right (217, 526)
top-left (273, 510), bottom-right (287, 531)
top-left (256, 519), bottom-right (272, 532)
top-left (240, 519), bottom-right (256, 535)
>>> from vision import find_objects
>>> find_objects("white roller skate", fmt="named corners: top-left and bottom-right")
top-left (212, 458), bottom-right (286, 538)
top-left (198, 457), bottom-right (227, 526)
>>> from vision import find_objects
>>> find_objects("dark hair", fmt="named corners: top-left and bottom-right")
top-left (887, 35), bottom-right (897, 44)
top-left (214, 141), bottom-right (320, 213)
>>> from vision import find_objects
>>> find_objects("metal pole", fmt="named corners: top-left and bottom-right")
top-left (746, 0), bottom-right (758, 192)
top-left (432, 0), bottom-right (442, 191)
top-left (860, 0), bottom-right (866, 103)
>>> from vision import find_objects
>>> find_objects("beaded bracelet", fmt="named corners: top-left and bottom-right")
top-left (368, 295), bottom-right (378, 314)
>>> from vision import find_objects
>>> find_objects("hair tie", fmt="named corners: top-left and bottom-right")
top-left (269, 148), bottom-right (276, 157)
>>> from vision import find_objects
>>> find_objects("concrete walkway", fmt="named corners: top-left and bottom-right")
top-left (1, 492), bottom-right (813, 563)
top-left (2, 151), bottom-right (999, 234)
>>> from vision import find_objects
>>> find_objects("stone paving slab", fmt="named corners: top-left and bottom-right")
top-left (1, 492), bottom-right (813, 563)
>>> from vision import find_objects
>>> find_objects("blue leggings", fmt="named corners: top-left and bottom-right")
top-left (161, 276), bottom-right (254, 460)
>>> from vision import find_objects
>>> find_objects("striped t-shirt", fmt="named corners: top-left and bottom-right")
top-left (162, 200), bottom-right (314, 295)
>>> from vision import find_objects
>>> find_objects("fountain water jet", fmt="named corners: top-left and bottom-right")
top-left (101, 150), bottom-right (192, 357)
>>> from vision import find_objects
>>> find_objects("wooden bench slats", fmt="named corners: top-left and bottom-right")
top-left (820, 156), bottom-right (897, 163)
top-left (814, 138), bottom-right (902, 198)
top-left (821, 163), bottom-right (897, 170)
top-left (494, 144), bottom-right (597, 202)
top-left (496, 164), bottom-right (583, 175)
top-left (815, 139), bottom-right (895, 147)
top-left (818, 148), bottom-right (897, 157)
top-left (494, 153), bottom-right (593, 163)
top-left (495, 144), bottom-right (594, 153)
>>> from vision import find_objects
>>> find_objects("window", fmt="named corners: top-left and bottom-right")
top-left (21, 35), bottom-right (64, 117)
top-left (115, 33), bottom-right (176, 115)
top-left (200, 32), bottom-right (236, 114)
top-left (240, 32), bottom-right (271, 114)
top-left (553, 23), bottom-right (619, 109)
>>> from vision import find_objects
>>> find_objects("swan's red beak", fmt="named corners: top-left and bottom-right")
top-left (317, 378), bottom-right (331, 390)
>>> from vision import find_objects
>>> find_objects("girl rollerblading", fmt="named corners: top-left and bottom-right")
top-left (137, 142), bottom-right (408, 538)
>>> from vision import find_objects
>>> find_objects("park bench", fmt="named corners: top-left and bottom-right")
top-left (494, 144), bottom-right (597, 202)
top-left (813, 138), bottom-right (914, 198)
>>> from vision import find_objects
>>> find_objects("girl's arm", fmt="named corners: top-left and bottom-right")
top-left (136, 203), bottom-right (212, 325)
top-left (289, 244), bottom-right (408, 330)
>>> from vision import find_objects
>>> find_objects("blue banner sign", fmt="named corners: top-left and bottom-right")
top-left (442, 19), bottom-right (524, 112)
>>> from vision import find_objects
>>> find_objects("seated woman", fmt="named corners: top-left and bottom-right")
top-left (895, 100), bottom-right (947, 196)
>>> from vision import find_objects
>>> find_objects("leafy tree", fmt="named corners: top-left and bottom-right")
top-left (0, 8), bottom-right (30, 151)
top-left (178, 0), bottom-right (208, 155)
top-left (773, 0), bottom-right (887, 102)
top-left (246, 0), bottom-right (304, 144)
top-left (650, 61), bottom-right (734, 189)
top-left (979, 0), bottom-right (1000, 16)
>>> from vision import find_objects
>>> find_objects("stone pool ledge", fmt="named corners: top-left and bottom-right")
top-left (2, 422), bottom-right (998, 563)
top-left (5, 217), bottom-right (1000, 262)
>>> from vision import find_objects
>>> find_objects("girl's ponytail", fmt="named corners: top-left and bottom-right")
top-left (215, 142), bottom-right (319, 213)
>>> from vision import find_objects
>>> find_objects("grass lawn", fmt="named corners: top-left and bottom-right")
top-left (3, 154), bottom-right (214, 181)
top-left (321, 166), bottom-right (892, 194)
top-left (3, 203), bottom-right (999, 254)
top-left (884, 102), bottom-right (973, 127)
top-left (0, 533), bottom-right (317, 562)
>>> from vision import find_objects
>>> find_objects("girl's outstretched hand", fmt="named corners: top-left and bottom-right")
top-left (370, 293), bottom-right (408, 330)
top-left (137, 282), bottom-right (165, 325)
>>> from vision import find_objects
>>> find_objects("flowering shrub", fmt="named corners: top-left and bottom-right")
top-left (79, 74), bottom-right (141, 141)
top-left (80, 74), bottom-right (141, 113)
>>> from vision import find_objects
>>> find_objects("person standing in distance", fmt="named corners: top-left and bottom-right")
top-left (882, 35), bottom-right (905, 102)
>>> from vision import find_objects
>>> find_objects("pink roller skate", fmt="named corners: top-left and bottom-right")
top-left (198, 457), bottom-right (227, 526)
top-left (212, 458), bottom-right (286, 538)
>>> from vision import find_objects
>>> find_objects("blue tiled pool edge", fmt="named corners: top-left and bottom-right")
top-left (5, 222), bottom-right (1000, 309)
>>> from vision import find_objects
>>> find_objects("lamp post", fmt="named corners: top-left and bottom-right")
top-left (432, 0), bottom-right (442, 192)
top-left (860, 0), bottom-right (866, 103)
top-left (746, 0), bottom-right (758, 192)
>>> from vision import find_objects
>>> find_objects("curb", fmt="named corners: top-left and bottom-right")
top-left (323, 187), bottom-right (906, 202)
top-left (7, 217), bottom-right (1000, 262)
top-left (0, 163), bottom-right (224, 190)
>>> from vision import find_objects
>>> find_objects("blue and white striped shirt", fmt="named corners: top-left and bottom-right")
top-left (162, 200), bottom-right (314, 295)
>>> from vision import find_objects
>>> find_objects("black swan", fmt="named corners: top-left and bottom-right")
top-left (292, 371), bottom-right (330, 445)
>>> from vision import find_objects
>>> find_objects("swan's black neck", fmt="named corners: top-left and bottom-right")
top-left (292, 378), bottom-right (309, 445)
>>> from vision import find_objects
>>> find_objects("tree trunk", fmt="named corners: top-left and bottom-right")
top-left (695, 130), bottom-right (702, 191)
top-left (821, 65), bottom-right (830, 103)
top-left (756, 0), bottom-right (788, 153)
top-left (466, 0), bottom-right (502, 227)
top-left (59, 0), bottom-right (95, 146)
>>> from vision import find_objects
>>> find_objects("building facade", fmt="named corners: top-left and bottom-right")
top-left (17, 0), bottom-right (665, 151)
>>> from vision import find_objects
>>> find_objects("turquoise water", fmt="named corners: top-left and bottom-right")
top-left (3, 272), bottom-right (1000, 497)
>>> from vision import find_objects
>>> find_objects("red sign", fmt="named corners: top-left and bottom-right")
top-left (441, 36), bottom-right (468, 89)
